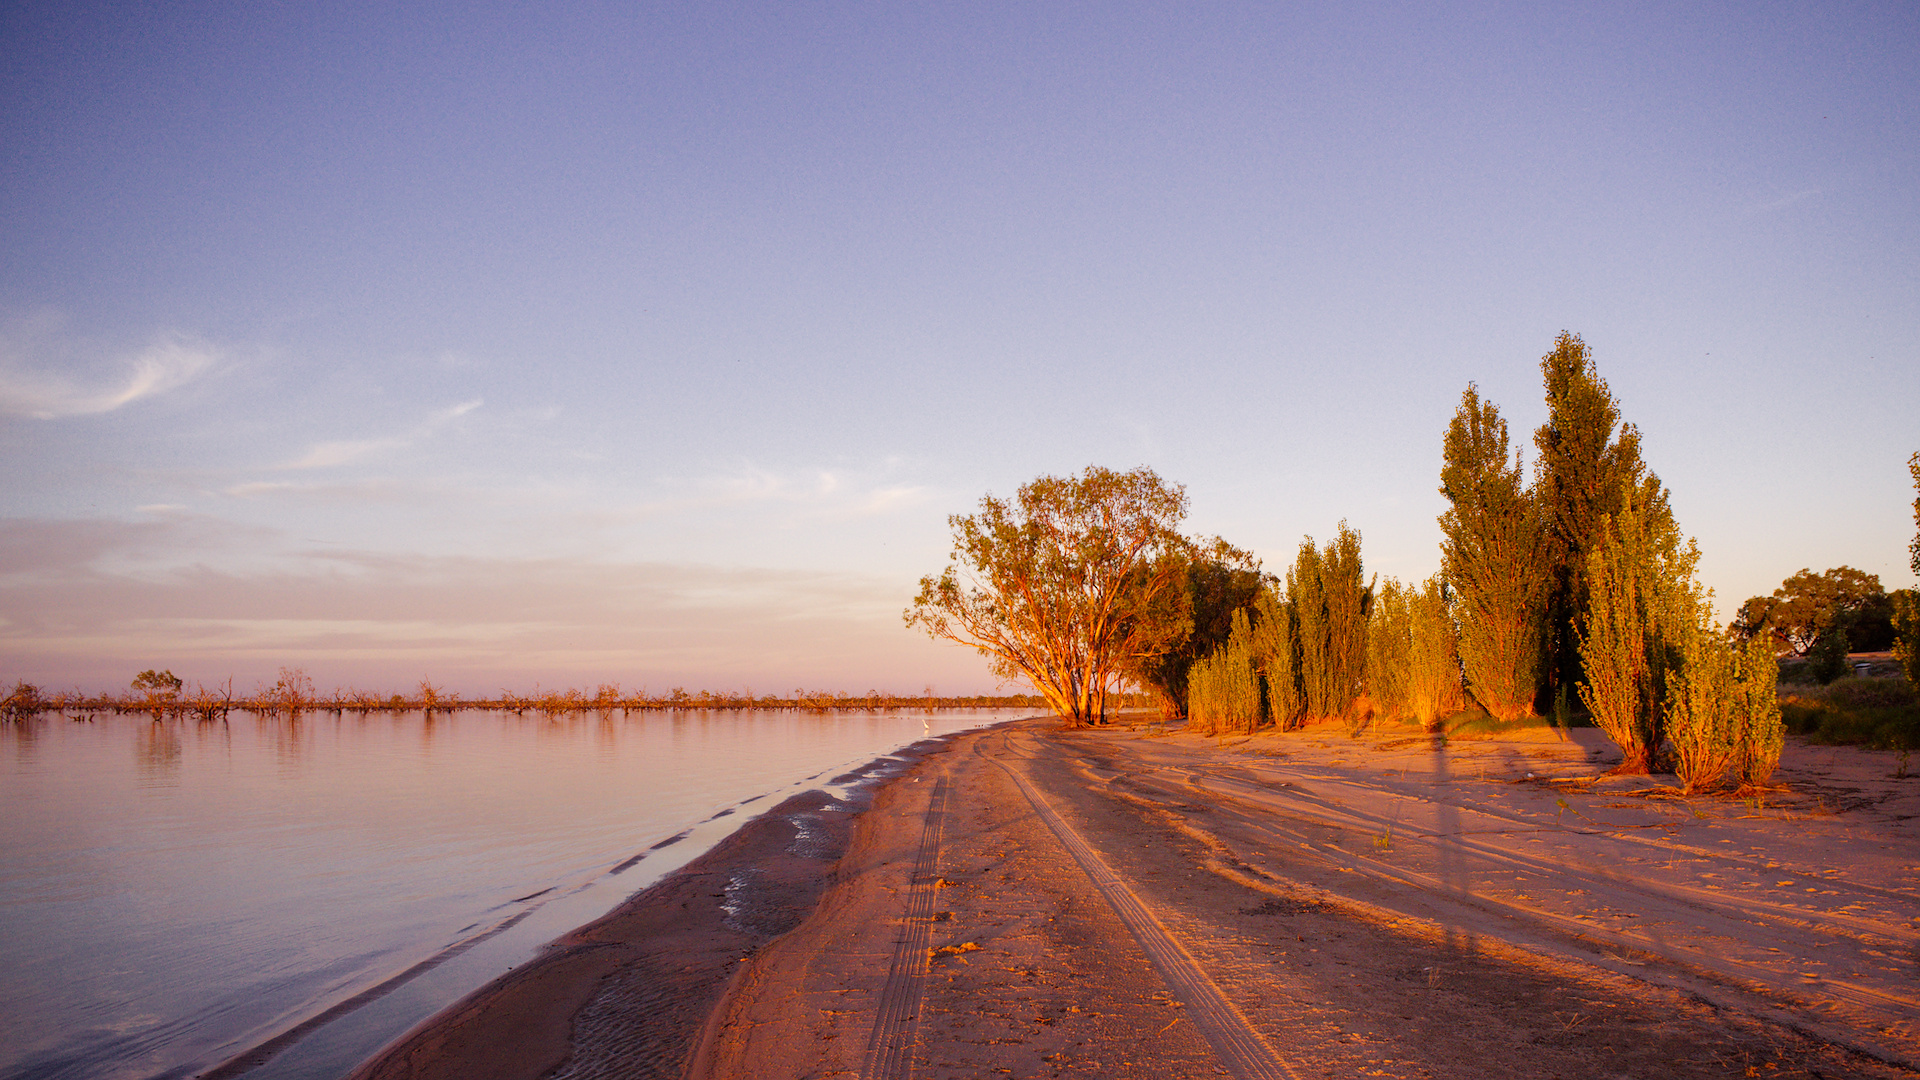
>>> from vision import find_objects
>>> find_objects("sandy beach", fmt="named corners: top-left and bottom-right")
top-left (349, 717), bottom-right (1920, 1080)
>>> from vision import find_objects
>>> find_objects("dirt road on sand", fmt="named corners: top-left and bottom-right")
top-left (692, 718), bottom-right (1919, 1080)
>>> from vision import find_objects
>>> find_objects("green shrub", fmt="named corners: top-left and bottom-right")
top-left (1892, 589), bottom-right (1919, 688)
top-left (1187, 607), bottom-right (1263, 736)
top-left (1780, 677), bottom-right (1919, 751)
top-left (1666, 620), bottom-right (1741, 793)
top-left (1732, 634), bottom-right (1784, 788)
top-left (1408, 575), bottom-right (1466, 728)
top-left (1252, 589), bottom-right (1303, 730)
top-left (1366, 577), bottom-right (1414, 723)
top-left (1807, 626), bottom-right (1850, 685)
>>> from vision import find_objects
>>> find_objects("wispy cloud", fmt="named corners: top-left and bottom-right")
top-left (281, 398), bottom-right (483, 470)
top-left (666, 461), bottom-right (928, 518)
top-left (285, 437), bottom-right (412, 469)
top-left (0, 335), bottom-right (218, 418)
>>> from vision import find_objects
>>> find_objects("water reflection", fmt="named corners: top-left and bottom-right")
top-left (0, 706), bottom-right (1022, 1080)
top-left (137, 720), bottom-right (182, 783)
top-left (6, 715), bottom-right (40, 761)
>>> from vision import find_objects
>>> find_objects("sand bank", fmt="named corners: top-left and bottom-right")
top-left (349, 719), bottom-right (1920, 1080)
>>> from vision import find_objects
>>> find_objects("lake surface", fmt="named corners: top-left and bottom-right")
top-left (0, 707), bottom-right (1024, 1080)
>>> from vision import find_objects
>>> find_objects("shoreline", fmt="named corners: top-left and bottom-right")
top-left (335, 732), bottom-right (975, 1080)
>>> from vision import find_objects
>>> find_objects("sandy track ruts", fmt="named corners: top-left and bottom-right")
top-left (860, 774), bottom-right (950, 1080)
top-left (991, 733), bottom-right (1297, 1080)
top-left (1065, 732), bottom-right (1920, 1069)
top-left (1183, 768), bottom-right (1920, 1019)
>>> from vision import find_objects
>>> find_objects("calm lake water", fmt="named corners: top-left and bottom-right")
top-left (0, 707), bottom-right (1023, 1080)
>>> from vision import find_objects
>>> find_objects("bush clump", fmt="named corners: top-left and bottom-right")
top-left (1780, 677), bottom-right (1920, 751)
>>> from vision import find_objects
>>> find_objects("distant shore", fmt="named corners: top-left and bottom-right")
top-left (344, 718), bottom-right (1920, 1079)
top-left (3, 681), bottom-right (1068, 724)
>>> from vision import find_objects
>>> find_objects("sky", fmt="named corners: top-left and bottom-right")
top-left (2, 1), bottom-right (1915, 696)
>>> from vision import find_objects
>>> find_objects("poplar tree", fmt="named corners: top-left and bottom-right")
top-left (1287, 525), bottom-right (1368, 724)
top-left (1895, 452), bottom-right (1920, 687)
top-left (1534, 332), bottom-right (1672, 708)
top-left (1366, 577), bottom-right (1414, 722)
top-left (1578, 486), bottom-right (1696, 774)
top-left (1187, 607), bottom-right (1262, 736)
top-left (1290, 541), bottom-right (1331, 717)
top-left (1253, 587), bottom-right (1303, 730)
top-left (1406, 574), bottom-right (1466, 728)
top-left (1439, 385), bottom-right (1547, 721)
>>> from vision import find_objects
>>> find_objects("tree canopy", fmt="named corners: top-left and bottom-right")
top-left (1533, 332), bottom-right (1671, 707)
top-left (1730, 566), bottom-right (1890, 656)
top-left (1439, 384), bottom-right (1547, 721)
top-left (1119, 537), bottom-right (1264, 718)
top-left (906, 466), bottom-right (1192, 724)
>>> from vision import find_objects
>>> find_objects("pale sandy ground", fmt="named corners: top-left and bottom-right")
top-left (693, 719), bottom-right (1919, 1080)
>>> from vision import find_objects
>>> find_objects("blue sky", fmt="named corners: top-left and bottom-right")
top-left (2, 2), bottom-right (1915, 695)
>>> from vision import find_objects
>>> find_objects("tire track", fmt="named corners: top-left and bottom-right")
top-left (1185, 768), bottom-right (1919, 952)
top-left (991, 737), bottom-right (1298, 1080)
top-left (1175, 768), bottom-right (1920, 1022)
top-left (1081, 737), bottom-right (1920, 1071)
top-left (859, 774), bottom-right (949, 1080)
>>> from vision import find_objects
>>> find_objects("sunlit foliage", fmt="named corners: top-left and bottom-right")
top-left (1534, 332), bottom-right (1672, 709)
top-left (1285, 524), bottom-right (1368, 727)
top-left (1667, 597), bottom-right (1784, 793)
top-left (1407, 576), bottom-right (1466, 727)
top-left (1439, 385), bottom-right (1547, 721)
top-left (1186, 607), bottom-right (1263, 736)
top-left (907, 466), bottom-right (1192, 724)
top-left (1253, 588), bottom-right (1303, 730)
top-left (1892, 452), bottom-right (1920, 688)
top-left (1365, 578), bottom-right (1414, 723)
top-left (1122, 539), bottom-right (1265, 719)
top-left (1578, 485), bottom-right (1697, 774)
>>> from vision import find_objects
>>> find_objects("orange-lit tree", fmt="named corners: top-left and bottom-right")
top-left (1578, 486), bottom-right (1696, 774)
top-left (1895, 452), bottom-right (1920, 686)
top-left (1438, 385), bottom-right (1547, 721)
top-left (907, 466), bottom-right (1192, 725)
top-left (1285, 524), bottom-right (1368, 727)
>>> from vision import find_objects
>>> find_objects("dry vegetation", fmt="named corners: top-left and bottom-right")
top-left (0, 668), bottom-right (1075, 723)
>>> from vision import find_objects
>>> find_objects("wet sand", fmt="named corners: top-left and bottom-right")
top-left (349, 718), bottom-right (1920, 1080)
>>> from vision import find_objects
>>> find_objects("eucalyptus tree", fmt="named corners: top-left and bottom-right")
top-left (1731, 566), bottom-right (1890, 657)
top-left (1121, 538), bottom-right (1265, 719)
top-left (906, 466), bottom-right (1192, 724)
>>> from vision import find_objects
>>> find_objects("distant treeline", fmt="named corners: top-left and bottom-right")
top-left (2, 670), bottom-right (1090, 723)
